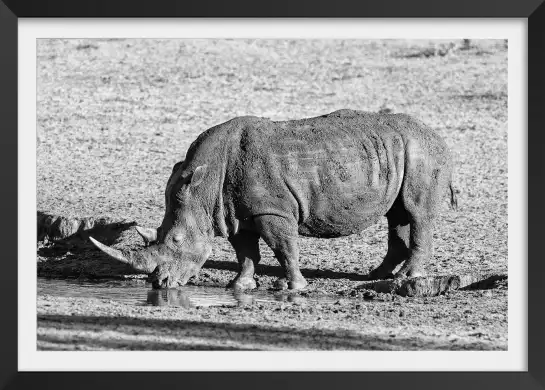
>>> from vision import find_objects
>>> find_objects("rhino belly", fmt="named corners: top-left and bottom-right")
top-left (297, 190), bottom-right (389, 238)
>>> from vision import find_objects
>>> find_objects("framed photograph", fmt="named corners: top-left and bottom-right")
top-left (2, 0), bottom-right (542, 388)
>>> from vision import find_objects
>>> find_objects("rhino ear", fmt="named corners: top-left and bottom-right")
top-left (135, 226), bottom-right (158, 246)
top-left (190, 165), bottom-right (208, 187)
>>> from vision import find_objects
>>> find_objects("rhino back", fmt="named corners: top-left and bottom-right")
top-left (225, 110), bottom-right (413, 238)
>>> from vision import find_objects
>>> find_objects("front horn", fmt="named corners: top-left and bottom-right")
top-left (89, 236), bottom-right (154, 273)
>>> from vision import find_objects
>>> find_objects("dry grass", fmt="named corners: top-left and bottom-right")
top-left (37, 39), bottom-right (507, 278)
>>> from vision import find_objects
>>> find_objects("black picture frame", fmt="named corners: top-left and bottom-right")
top-left (2, 0), bottom-right (542, 389)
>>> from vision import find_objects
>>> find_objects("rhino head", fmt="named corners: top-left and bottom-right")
top-left (90, 164), bottom-right (214, 289)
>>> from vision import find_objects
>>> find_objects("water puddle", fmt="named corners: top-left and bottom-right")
top-left (38, 278), bottom-right (338, 308)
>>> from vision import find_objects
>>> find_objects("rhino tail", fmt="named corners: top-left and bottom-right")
top-left (449, 182), bottom-right (458, 211)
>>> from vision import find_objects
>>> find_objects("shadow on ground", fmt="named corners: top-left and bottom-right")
top-left (203, 260), bottom-right (369, 282)
top-left (37, 313), bottom-right (499, 351)
top-left (37, 211), bottom-right (142, 278)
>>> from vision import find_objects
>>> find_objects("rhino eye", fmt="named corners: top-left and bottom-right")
top-left (172, 235), bottom-right (183, 243)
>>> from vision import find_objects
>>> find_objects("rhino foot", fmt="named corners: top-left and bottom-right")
top-left (228, 276), bottom-right (257, 291)
top-left (273, 278), bottom-right (288, 290)
top-left (394, 265), bottom-right (426, 279)
top-left (273, 278), bottom-right (308, 291)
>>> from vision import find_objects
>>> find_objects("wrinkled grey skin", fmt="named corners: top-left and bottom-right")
top-left (91, 109), bottom-right (457, 290)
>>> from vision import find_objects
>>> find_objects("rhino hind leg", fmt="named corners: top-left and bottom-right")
top-left (254, 215), bottom-right (308, 290)
top-left (228, 230), bottom-right (261, 290)
top-left (368, 201), bottom-right (410, 280)
top-left (394, 148), bottom-right (453, 279)
top-left (395, 223), bottom-right (431, 278)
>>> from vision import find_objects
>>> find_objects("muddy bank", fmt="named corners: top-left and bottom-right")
top-left (36, 210), bottom-right (508, 351)
top-left (37, 219), bottom-right (508, 351)
top-left (38, 285), bottom-right (507, 351)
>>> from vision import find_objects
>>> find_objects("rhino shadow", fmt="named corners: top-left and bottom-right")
top-left (202, 260), bottom-right (370, 282)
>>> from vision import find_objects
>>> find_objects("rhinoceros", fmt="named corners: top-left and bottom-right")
top-left (91, 109), bottom-right (457, 290)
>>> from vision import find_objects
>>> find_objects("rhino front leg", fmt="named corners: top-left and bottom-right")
top-left (254, 215), bottom-right (308, 290)
top-left (228, 230), bottom-right (261, 290)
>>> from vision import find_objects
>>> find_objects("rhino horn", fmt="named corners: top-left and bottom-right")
top-left (89, 237), bottom-right (132, 264)
top-left (89, 236), bottom-right (157, 274)
top-left (135, 226), bottom-right (157, 246)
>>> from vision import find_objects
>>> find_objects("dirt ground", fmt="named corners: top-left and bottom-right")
top-left (37, 285), bottom-right (507, 350)
top-left (36, 39), bottom-right (508, 350)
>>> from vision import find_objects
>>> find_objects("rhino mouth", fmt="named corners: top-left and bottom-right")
top-left (150, 265), bottom-right (199, 289)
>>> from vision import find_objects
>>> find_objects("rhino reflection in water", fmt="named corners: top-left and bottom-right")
top-left (90, 109), bottom-right (457, 290)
